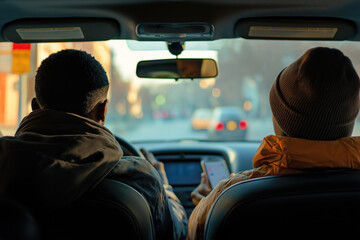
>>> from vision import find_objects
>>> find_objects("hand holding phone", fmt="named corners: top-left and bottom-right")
top-left (201, 157), bottom-right (230, 189)
top-left (190, 172), bottom-right (211, 206)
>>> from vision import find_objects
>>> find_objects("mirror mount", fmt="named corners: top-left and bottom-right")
top-left (167, 41), bottom-right (184, 56)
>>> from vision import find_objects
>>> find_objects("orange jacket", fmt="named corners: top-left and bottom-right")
top-left (187, 135), bottom-right (360, 240)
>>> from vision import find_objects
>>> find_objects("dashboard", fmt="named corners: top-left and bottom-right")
top-left (133, 140), bottom-right (261, 216)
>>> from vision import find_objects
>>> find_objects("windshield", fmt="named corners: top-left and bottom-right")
top-left (1, 39), bottom-right (360, 141)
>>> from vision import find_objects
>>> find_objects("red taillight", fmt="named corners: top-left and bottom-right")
top-left (215, 122), bottom-right (224, 131)
top-left (162, 110), bottom-right (168, 119)
top-left (239, 120), bottom-right (248, 130)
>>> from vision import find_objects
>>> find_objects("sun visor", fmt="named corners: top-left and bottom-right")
top-left (235, 18), bottom-right (356, 40)
top-left (3, 18), bottom-right (120, 43)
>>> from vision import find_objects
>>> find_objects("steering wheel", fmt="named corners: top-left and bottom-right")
top-left (114, 135), bottom-right (141, 157)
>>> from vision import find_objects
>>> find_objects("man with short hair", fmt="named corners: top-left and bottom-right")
top-left (187, 47), bottom-right (360, 239)
top-left (0, 49), bottom-right (187, 240)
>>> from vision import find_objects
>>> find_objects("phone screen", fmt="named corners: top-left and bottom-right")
top-left (202, 159), bottom-right (230, 189)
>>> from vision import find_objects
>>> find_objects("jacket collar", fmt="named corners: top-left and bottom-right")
top-left (1, 109), bottom-right (122, 213)
top-left (16, 109), bottom-right (112, 137)
top-left (253, 135), bottom-right (360, 172)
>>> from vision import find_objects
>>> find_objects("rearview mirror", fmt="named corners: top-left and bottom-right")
top-left (136, 58), bottom-right (218, 79)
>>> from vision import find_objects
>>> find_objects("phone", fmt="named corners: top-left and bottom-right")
top-left (201, 157), bottom-right (230, 189)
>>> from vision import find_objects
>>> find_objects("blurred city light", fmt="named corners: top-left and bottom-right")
top-left (226, 121), bottom-right (237, 131)
top-left (155, 94), bottom-right (166, 106)
top-left (212, 88), bottom-right (221, 98)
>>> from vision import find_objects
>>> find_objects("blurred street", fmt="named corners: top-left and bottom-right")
top-left (106, 117), bottom-right (274, 142)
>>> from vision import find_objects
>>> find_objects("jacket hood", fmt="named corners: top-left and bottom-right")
top-left (253, 135), bottom-right (360, 174)
top-left (0, 109), bottom-right (122, 213)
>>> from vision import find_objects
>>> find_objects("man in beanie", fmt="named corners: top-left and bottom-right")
top-left (187, 47), bottom-right (360, 240)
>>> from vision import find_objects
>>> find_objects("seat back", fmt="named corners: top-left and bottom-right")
top-left (44, 179), bottom-right (155, 240)
top-left (0, 196), bottom-right (40, 240)
top-left (204, 170), bottom-right (360, 239)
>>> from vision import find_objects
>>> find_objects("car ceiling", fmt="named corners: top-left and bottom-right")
top-left (1, 0), bottom-right (360, 42)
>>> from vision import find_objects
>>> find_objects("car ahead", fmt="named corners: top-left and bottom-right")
top-left (1, 0), bottom-right (360, 239)
top-left (208, 106), bottom-right (248, 141)
top-left (191, 108), bottom-right (213, 131)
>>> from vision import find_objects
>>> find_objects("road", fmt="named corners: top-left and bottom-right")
top-left (106, 117), bottom-right (274, 142)
top-left (3, 117), bottom-right (360, 140)
top-left (108, 117), bottom-right (360, 142)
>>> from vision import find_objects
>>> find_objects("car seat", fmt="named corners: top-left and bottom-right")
top-left (44, 179), bottom-right (155, 240)
top-left (0, 196), bottom-right (40, 240)
top-left (204, 170), bottom-right (360, 239)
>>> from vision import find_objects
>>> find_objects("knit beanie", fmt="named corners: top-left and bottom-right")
top-left (269, 47), bottom-right (360, 140)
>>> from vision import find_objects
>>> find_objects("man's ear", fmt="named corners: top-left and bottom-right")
top-left (86, 99), bottom-right (108, 125)
top-left (31, 98), bottom-right (41, 111)
top-left (97, 99), bottom-right (108, 125)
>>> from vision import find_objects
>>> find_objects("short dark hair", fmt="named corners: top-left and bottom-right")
top-left (35, 49), bottom-right (109, 116)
